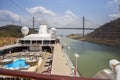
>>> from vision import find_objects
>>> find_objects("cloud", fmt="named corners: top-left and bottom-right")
top-left (26, 6), bottom-right (81, 28)
top-left (0, 10), bottom-right (33, 27)
top-left (65, 10), bottom-right (76, 17)
top-left (0, 6), bottom-right (97, 34)
top-left (108, 0), bottom-right (120, 18)
top-left (109, 13), bottom-right (120, 18)
top-left (0, 10), bottom-right (20, 22)
top-left (108, 0), bottom-right (120, 5)
top-left (0, 10), bottom-right (21, 26)
top-left (113, 0), bottom-right (120, 4)
top-left (45, 10), bottom-right (81, 28)
top-left (26, 6), bottom-right (56, 16)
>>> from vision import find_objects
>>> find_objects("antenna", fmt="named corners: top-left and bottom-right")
top-left (19, 15), bottom-right (22, 26)
top-left (12, 12), bottom-right (14, 25)
top-left (33, 16), bottom-right (35, 33)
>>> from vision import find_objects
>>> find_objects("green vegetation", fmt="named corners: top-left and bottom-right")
top-left (0, 25), bottom-right (37, 46)
top-left (0, 25), bottom-right (36, 38)
top-left (0, 25), bottom-right (23, 38)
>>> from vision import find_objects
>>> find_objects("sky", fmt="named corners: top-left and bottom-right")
top-left (0, 0), bottom-right (120, 34)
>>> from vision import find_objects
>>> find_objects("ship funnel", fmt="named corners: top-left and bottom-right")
top-left (39, 24), bottom-right (48, 34)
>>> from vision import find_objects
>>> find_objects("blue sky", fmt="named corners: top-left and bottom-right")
top-left (0, 0), bottom-right (119, 34)
top-left (0, 0), bottom-right (111, 17)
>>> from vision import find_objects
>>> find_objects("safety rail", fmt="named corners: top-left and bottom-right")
top-left (63, 49), bottom-right (81, 77)
top-left (0, 68), bottom-right (109, 80)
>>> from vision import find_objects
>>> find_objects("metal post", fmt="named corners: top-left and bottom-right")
top-left (67, 47), bottom-right (70, 58)
top-left (74, 53), bottom-right (79, 76)
top-left (76, 56), bottom-right (77, 75)
top-left (83, 16), bottom-right (85, 37)
top-left (33, 16), bottom-right (35, 33)
top-left (19, 15), bottom-right (22, 26)
top-left (12, 13), bottom-right (14, 25)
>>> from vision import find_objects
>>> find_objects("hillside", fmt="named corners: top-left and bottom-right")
top-left (86, 18), bottom-right (120, 47)
top-left (0, 25), bottom-right (36, 38)
top-left (87, 18), bottom-right (120, 39)
top-left (0, 25), bottom-right (22, 38)
top-left (0, 25), bottom-right (36, 46)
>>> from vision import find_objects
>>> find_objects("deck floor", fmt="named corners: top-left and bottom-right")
top-left (51, 43), bottom-right (72, 76)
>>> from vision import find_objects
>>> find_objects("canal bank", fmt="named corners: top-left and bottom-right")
top-left (61, 37), bottom-right (120, 77)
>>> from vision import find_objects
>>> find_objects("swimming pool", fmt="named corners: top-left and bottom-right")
top-left (5, 59), bottom-right (28, 69)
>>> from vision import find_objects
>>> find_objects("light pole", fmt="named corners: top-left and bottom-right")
top-left (74, 53), bottom-right (79, 76)
top-left (68, 46), bottom-right (71, 50)
top-left (68, 46), bottom-right (71, 54)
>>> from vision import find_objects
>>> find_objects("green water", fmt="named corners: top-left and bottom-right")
top-left (61, 37), bottom-right (120, 78)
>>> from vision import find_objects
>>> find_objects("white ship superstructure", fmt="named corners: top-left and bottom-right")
top-left (18, 24), bottom-right (57, 51)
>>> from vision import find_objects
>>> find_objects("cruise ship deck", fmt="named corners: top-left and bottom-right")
top-left (0, 24), bottom-right (78, 79)
top-left (51, 43), bottom-right (72, 76)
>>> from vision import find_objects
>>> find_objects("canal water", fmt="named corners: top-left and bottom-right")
top-left (61, 37), bottom-right (120, 78)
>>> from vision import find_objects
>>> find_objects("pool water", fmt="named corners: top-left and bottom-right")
top-left (5, 59), bottom-right (28, 69)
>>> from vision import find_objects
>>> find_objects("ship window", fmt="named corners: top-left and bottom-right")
top-left (37, 41), bottom-right (42, 44)
top-left (25, 40), bottom-right (30, 44)
top-left (43, 40), bottom-right (49, 44)
top-left (21, 40), bottom-right (24, 44)
top-left (32, 41), bottom-right (36, 44)
top-left (51, 40), bottom-right (55, 44)
top-left (0, 51), bottom-right (2, 55)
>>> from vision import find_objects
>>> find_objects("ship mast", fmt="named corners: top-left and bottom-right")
top-left (33, 16), bottom-right (35, 33)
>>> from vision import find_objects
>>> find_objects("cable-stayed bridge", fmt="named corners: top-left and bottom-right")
top-left (32, 16), bottom-right (99, 37)
top-left (8, 0), bottom-right (100, 36)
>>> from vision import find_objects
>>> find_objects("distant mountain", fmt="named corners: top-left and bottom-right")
top-left (86, 18), bottom-right (120, 47)
top-left (0, 25), bottom-right (36, 38)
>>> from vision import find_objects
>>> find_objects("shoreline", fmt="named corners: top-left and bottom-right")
top-left (85, 38), bottom-right (120, 48)
top-left (67, 35), bottom-right (120, 48)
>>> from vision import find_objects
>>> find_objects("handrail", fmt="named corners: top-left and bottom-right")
top-left (0, 68), bottom-right (109, 80)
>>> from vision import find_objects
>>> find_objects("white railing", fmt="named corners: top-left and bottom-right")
top-left (63, 49), bottom-right (80, 77)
